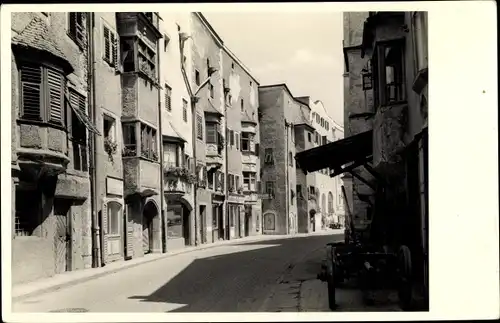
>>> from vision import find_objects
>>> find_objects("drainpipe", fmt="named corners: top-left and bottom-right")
top-left (87, 13), bottom-right (100, 268)
top-left (191, 98), bottom-right (199, 246)
top-left (284, 119), bottom-right (289, 235)
top-left (224, 94), bottom-right (229, 240)
top-left (157, 32), bottom-right (166, 253)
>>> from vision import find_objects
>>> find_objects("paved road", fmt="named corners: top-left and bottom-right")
top-left (13, 233), bottom-right (342, 313)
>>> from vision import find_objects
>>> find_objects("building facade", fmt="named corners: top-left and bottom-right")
top-left (159, 13), bottom-right (196, 251)
top-left (221, 46), bottom-right (262, 239)
top-left (342, 11), bottom-right (376, 232)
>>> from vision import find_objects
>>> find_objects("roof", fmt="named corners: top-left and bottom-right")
top-left (295, 130), bottom-right (373, 173)
top-left (12, 16), bottom-right (74, 74)
top-left (162, 121), bottom-right (187, 143)
top-left (204, 100), bottom-right (223, 116)
top-left (259, 83), bottom-right (308, 107)
top-left (241, 109), bottom-right (257, 125)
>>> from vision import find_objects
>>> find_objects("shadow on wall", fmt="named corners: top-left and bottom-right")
top-left (128, 234), bottom-right (342, 312)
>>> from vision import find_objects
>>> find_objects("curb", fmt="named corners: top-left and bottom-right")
top-left (12, 231), bottom-right (341, 302)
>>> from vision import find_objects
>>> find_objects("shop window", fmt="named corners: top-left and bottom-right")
top-left (68, 12), bottom-right (85, 49)
top-left (167, 206), bottom-right (183, 239)
top-left (122, 122), bottom-right (137, 157)
top-left (140, 123), bottom-right (158, 161)
top-left (106, 201), bottom-right (122, 235)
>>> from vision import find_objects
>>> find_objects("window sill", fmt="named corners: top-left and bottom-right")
top-left (17, 118), bottom-right (67, 132)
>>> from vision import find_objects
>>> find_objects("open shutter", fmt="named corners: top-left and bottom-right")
top-left (20, 63), bottom-right (42, 120)
top-left (111, 32), bottom-right (120, 71)
top-left (103, 26), bottom-right (111, 64)
top-left (101, 199), bottom-right (109, 264)
top-left (47, 69), bottom-right (64, 124)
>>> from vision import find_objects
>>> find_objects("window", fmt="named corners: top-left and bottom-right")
top-left (229, 130), bottom-right (235, 146)
top-left (316, 114), bottom-right (320, 123)
top-left (240, 98), bottom-right (244, 111)
top-left (296, 185), bottom-right (303, 199)
top-left (231, 62), bottom-right (235, 69)
top-left (196, 114), bottom-right (203, 140)
top-left (69, 89), bottom-right (88, 171)
top-left (164, 142), bottom-right (178, 167)
top-left (241, 132), bottom-right (251, 151)
top-left (320, 118), bottom-right (324, 127)
top-left (289, 151), bottom-right (293, 166)
top-left (68, 13), bottom-right (85, 48)
top-left (140, 123), bottom-right (158, 161)
top-left (243, 172), bottom-right (256, 191)
top-left (103, 24), bottom-right (118, 68)
top-left (307, 132), bottom-right (312, 142)
top-left (228, 174), bottom-right (235, 191)
top-left (107, 201), bottom-right (122, 235)
top-left (266, 181), bottom-right (275, 197)
top-left (19, 63), bottom-right (65, 124)
top-left (328, 192), bottom-right (334, 214)
top-left (182, 99), bottom-right (188, 122)
top-left (235, 133), bottom-right (240, 150)
top-left (208, 82), bottom-right (214, 98)
top-left (195, 69), bottom-right (200, 85)
top-left (121, 38), bottom-right (135, 72)
top-left (206, 58), bottom-right (210, 77)
top-left (322, 136), bottom-right (327, 145)
top-left (103, 115), bottom-right (116, 159)
top-left (264, 148), bottom-right (274, 165)
top-left (163, 34), bottom-right (170, 52)
top-left (291, 189), bottom-right (294, 205)
top-left (206, 122), bottom-right (217, 144)
top-left (137, 39), bottom-right (156, 80)
top-left (250, 81), bottom-right (253, 86)
top-left (315, 132), bottom-right (319, 144)
top-left (122, 122), bottom-right (136, 156)
top-left (165, 85), bottom-right (172, 112)
top-left (235, 175), bottom-right (240, 191)
top-left (373, 40), bottom-right (406, 107)
top-left (326, 122), bottom-right (329, 131)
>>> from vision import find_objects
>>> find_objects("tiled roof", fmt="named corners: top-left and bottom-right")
top-left (163, 121), bottom-right (187, 142)
top-left (12, 16), bottom-right (74, 73)
top-left (204, 100), bottom-right (223, 116)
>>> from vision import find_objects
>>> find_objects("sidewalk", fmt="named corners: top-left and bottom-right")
top-left (12, 229), bottom-right (342, 302)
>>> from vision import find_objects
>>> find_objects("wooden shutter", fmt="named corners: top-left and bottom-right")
top-left (111, 32), bottom-right (118, 68)
top-left (255, 143), bottom-right (259, 156)
top-left (101, 200), bottom-right (108, 264)
top-left (103, 26), bottom-right (110, 63)
top-left (20, 63), bottom-right (42, 120)
top-left (124, 205), bottom-right (134, 259)
top-left (47, 69), bottom-right (64, 124)
top-left (235, 133), bottom-right (239, 150)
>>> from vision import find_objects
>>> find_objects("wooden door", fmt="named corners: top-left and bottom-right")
top-left (53, 199), bottom-right (71, 274)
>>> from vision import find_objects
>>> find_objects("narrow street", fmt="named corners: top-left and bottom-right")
top-left (13, 233), bottom-right (342, 313)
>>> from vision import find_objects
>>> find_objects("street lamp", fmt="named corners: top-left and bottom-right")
top-left (179, 32), bottom-right (219, 246)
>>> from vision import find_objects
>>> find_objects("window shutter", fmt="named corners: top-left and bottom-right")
top-left (101, 200), bottom-right (109, 264)
top-left (124, 205), bottom-right (134, 259)
top-left (75, 13), bottom-right (85, 45)
top-left (103, 26), bottom-right (110, 63)
top-left (20, 64), bottom-right (42, 120)
top-left (47, 69), bottom-right (64, 124)
top-left (257, 181), bottom-right (261, 193)
top-left (255, 143), bottom-right (259, 156)
top-left (111, 32), bottom-right (119, 69)
top-left (235, 133), bottom-right (240, 150)
top-left (220, 172), bottom-right (225, 191)
top-left (230, 130), bottom-right (234, 146)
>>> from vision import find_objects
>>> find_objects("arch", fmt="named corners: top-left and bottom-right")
top-left (263, 211), bottom-right (276, 231)
top-left (179, 197), bottom-right (194, 212)
top-left (321, 193), bottom-right (326, 215)
top-left (142, 199), bottom-right (160, 254)
top-left (328, 191), bottom-right (334, 214)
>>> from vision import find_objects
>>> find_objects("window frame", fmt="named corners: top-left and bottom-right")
top-left (122, 122), bottom-right (137, 157)
top-left (182, 98), bottom-right (188, 122)
top-left (165, 84), bottom-right (172, 112)
top-left (102, 20), bottom-right (119, 69)
top-left (107, 201), bottom-right (122, 236)
top-left (265, 181), bottom-right (275, 197)
top-left (196, 114), bottom-right (203, 140)
top-left (140, 123), bottom-right (158, 161)
top-left (264, 148), bottom-right (274, 164)
top-left (68, 12), bottom-right (85, 49)
top-left (205, 122), bottom-right (217, 144)
top-left (241, 132), bottom-right (250, 152)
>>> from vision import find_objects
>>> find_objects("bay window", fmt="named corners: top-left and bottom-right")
top-left (141, 123), bottom-right (158, 161)
top-left (119, 36), bottom-right (156, 81)
top-left (205, 122), bottom-right (217, 144)
top-left (19, 62), bottom-right (65, 125)
top-left (164, 142), bottom-right (179, 168)
top-left (241, 132), bottom-right (254, 152)
top-left (243, 172), bottom-right (256, 192)
top-left (373, 39), bottom-right (406, 107)
top-left (122, 122), bottom-right (137, 157)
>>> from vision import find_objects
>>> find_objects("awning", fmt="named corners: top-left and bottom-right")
top-left (65, 93), bottom-right (101, 135)
top-left (295, 130), bottom-right (373, 174)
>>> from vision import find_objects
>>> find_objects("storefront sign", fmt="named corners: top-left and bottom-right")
top-left (106, 177), bottom-right (124, 197)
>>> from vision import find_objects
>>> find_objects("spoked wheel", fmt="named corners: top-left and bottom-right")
top-left (326, 246), bottom-right (337, 310)
top-left (397, 245), bottom-right (413, 310)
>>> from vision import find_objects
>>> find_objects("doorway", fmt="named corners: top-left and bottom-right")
top-left (142, 201), bottom-right (158, 254)
top-left (244, 206), bottom-right (251, 237)
top-left (182, 206), bottom-right (190, 246)
top-left (199, 205), bottom-right (206, 244)
top-left (218, 205), bottom-right (224, 240)
top-left (53, 199), bottom-right (72, 274)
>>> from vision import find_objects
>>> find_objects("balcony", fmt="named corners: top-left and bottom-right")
top-left (141, 12), bottom-right (160, 33)
top-left (123, 153), bottom-right (161, 198)
top-left (164, 166), bottom-right (195, 197)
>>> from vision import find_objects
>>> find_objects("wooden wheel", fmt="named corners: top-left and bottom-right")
top-left (398, 245), bottom-right (413, 310)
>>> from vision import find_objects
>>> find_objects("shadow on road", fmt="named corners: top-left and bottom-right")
top-left (128, 234), bottom-right (341, 312)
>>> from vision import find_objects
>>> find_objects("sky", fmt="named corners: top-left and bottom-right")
top-left (203, 12), bottom-right (344, 125)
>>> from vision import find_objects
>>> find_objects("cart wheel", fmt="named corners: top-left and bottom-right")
top-left (398, 245), bottom-right (413, 310)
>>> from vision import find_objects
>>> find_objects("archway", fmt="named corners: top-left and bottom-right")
top-left (309, 209), bottom-right (317, 232)
top-left (263, 212), bottom-right (276, 232)
top-left (166, 196), bottom-right (193, 248)
top-left (142, 201), bottom-right (159, 254)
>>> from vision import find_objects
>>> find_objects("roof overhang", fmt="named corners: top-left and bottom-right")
top-left (295, 130), bottom-right (373, 174)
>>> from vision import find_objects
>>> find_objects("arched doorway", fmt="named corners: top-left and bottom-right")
top-left (142, 201), bottom-right (158, 254)
top-left (309, 209), bottom-right (317, 232)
